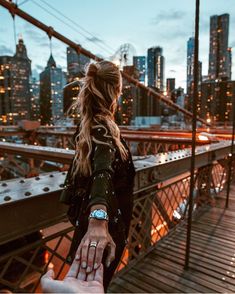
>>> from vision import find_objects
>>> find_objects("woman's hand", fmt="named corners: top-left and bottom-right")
top-left (76, 218), bottom-right (116, 273)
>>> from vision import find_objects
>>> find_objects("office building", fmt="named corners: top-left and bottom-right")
top-left (0, 56), bottom-right (13, 124)
top-left (147, 47), bottom-right (165, 91)
top-left (133, 56), bottom-right (146, 84)
top-left (67, 46), bottom-right (90, 82)
top-left (40, 54), bottom-right (66, 124)
top-left (166, 78), bottom-right (175, 95)
top-left (0, 37), bottom-right (32, 124)
top-left (187, 37), bottom-right (202, 94)
top-left (120, 65), bottom-right (139, 125)
top-left (208, 14), bottom-right (231, 80)
top-left (200, 80), bottom-right (235, 123)
top-left (30, 77), bottom-right (40, 121)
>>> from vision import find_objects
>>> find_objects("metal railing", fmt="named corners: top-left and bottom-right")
top-left (0, 141), bottom-right (233, 291)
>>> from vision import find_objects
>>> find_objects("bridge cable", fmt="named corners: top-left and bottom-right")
top-left (0, 0), bottom-right (210, 126)
top-left (38, 0), bottom-right (116, 54)
top-left (30, 0), bottom-right (114, 57)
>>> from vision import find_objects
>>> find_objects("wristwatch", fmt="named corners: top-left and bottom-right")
top-left (89, 209), bottom-right (109, 221)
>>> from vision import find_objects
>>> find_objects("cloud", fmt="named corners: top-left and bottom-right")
top-left (151, 10), bottom-right (186, 25)
top-left (35, 64), bottom-right (44, 71)
top-left (0, 45), bottom-right (13, 55)
top-left (86, 36), bottom-right (104, 43)
top-left (23, 25), bottom-right (47, 44)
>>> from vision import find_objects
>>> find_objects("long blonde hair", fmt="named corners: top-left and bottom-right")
top-left (70, 61), bottom-right (128, 177)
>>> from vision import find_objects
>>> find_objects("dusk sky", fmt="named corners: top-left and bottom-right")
top-left (0, 0), bottom-right (234, 89)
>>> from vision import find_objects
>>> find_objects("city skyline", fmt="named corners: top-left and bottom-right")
top-left (0, 0), bottom-right (234, 89)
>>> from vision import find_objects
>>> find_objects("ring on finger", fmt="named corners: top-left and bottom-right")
top-left (89, 241), bottom-right (98, 248)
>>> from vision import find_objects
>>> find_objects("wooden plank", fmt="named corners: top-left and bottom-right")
top-left (151, 246), bottom-right (235, 292)
top-left (144, 253), bottom-right (231, 293)
top-left (138, 261), bottom-right (211, 293)
top-left (157, 241), bottom-right (235, 277)
top-left (162, 236), bottom-right (235, 266)
top-left (166, 231), bottom-right (235, 262)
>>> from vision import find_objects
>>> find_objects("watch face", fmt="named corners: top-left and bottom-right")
top-left (96, 211), bottom-right (104, 218)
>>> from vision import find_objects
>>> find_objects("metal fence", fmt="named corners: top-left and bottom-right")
top-left (0, 141), bottom-right (233, 292)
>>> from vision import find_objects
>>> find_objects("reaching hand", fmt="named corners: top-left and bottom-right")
top-left (41, 258), bottom-right (104, 293)
top-left (76, 218), bottom-right (116, 273)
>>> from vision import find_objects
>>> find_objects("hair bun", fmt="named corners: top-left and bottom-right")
top-left (87, 63), bottom-right (98, 77)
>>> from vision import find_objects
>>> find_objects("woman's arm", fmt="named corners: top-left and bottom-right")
top-left (76, 126), bottom-right (117, 273)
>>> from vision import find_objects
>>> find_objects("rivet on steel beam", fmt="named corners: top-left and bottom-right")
top-left (49, 174), bottom-right (54, 177)
top-left (43, 187), bottom-right (50, 192)
top-left (25, 191), bottom-right (32, 196)
top-left (4, 196), bottom-right (11, 201)
top-left (19, 179), bottom-right (25, 183)
top-left (2, 183), bottom-right (7, 187)
top-left (35, 176), bottom-right (40, 180)
top-left (62, 172), bottom-right (66, 175)
top-left (59, 184), bottom-right (64, 188)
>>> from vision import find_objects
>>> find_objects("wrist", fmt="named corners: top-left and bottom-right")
top-left (90, 204), bottom-right (107, 213)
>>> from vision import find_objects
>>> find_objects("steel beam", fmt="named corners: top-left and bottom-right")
top-left (0, 141), bottom-right (233, 245)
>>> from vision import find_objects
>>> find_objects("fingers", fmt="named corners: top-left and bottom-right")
top-left (80, 240), bottom-right (90, 269)
top-left (77, 265), bottom-right (87, 281)
top-left (94, 264), bottom-right (104, 284)
top-left (87, 264), bottom-right (104, 283)
top-left (93, 242), bottom-right (106, 270)
top-left (65, 256), bottom-right (80, 278)
top-left (86, 246), bottom-right (96, 273)
top-left (105, 241), bottom-right (116, 267)
top-left (86, 269), bottom-right (95, 282)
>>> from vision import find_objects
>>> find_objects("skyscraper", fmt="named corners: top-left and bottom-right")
top-left (200, 80), bottom-right (235, 123)
top-left (186, 37), bottom-right (202, 94)
top-left (30, 77), bottom-right (40, 121)
top-left (40, 54), bottom-right (66, 124)
top-left (0, 36), bottom-right (32, 124)
top-left (120, 65), bottom-right (139, 125)
top-left (0, 56), bottom-right (13, 124)
top-left (11, 36), bottom-right (32, 122)
top-left (67, 46), bottom-right (90, 82)
top-left (147, 47), bottom-right (165, 91)
top-left (208, 14), bottom-right (231, 80)
top-left (133, 56), bottom-right (146, 84)
top-left (166, 78), bottom-right (175, 95)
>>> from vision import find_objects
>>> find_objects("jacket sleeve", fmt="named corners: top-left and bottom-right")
top-left (87, 126), bottom-right (116, 213)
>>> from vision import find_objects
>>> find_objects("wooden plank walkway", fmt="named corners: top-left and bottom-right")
top-left (109, 185), bottom-right (235, 293)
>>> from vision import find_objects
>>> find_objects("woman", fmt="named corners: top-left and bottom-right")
top-left (66, 61), bottom-right (135, 291)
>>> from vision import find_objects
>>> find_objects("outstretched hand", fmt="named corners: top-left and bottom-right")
top-left (41, 258), bottom-right (104, 293)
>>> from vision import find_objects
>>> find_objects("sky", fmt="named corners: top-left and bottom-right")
top-left (0, 0), bottom-right (234, 89)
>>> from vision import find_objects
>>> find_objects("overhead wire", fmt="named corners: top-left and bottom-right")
top-left (29, 0), bottom-right (114, 57)
top-left (39, 0), bottom-right (116, 54)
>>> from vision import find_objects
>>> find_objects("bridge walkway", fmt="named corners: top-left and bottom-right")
top-left (109, 184), bottom-right (235, 293)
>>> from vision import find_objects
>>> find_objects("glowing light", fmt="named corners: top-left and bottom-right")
top-left (198, 135), bottom-right (209, 141)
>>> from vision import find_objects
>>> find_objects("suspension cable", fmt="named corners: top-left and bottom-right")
top-left (30, 0), bottom-right (113, 57)
top-left (0, 0), bottom-right (210, 126)
top-left (38, 0), bottom-right (116, 54)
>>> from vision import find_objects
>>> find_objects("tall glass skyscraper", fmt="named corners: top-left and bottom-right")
top-left (147, 47), bottom-right (165, 91)
top-left (133, 56), bottom-right (146, 84)
top-left (208, 14), bottom-right (231, 80)
top-left (186, 37), bottom-right (202, 96)
top-left (40, 54), bottom-right (66, 124)
top-left (67, 46), bottom-right (90, 82)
